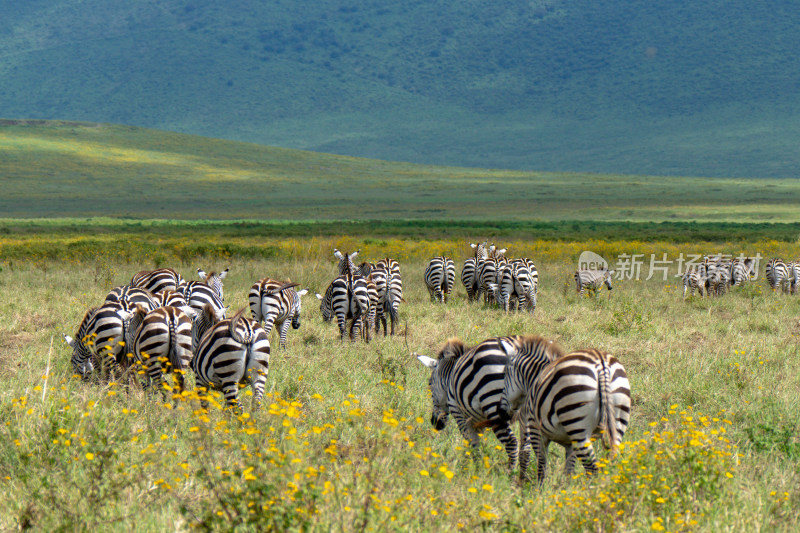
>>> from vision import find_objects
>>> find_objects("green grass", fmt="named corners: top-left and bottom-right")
top-left (1, 242), bottom-right (799, 531)
top-left (4, 121), bottom-right (800, 222)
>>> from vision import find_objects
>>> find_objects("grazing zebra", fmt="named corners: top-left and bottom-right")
top-left (333, 249), bottom-right (360, 275)
top-left (424, 256), bottom-right (456, 303)
top-left (131, 305), bottom-right (194, 399)
top-left (64, 302), bottom-right (136, 379)
top-left (682, 265), bottom-right (707, 298)
top-left (501, 347), bottom-right (631, 484)
top-left (196, 268), bottom-right (229, 302)
top-left (462, 242), bottom-right (489, 302)
top-left (130, 268), bottom-right (185, 294)
top-left (766, 258), bottom-right (791, 293)
top-left (191, 309), bottom-right (271, 411)
top-left (574, 269), bottom-right (613, 297)
top-left (316, 273), bottom-right (370, 341)
top-left (416, 336), bottom-right (546, 470)
top-left (730, 257), bottom-right (756, 287)
top-left (248, 278), bottom-right (308, 349)
top-left (104, 285), bottom-right (158, 312)
top-left (489, 262), bottom-right (538, 313)
top-left (374, 258), bottom-right (402, 336)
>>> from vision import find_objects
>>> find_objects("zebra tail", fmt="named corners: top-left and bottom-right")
top-left (229, 308), bottom-right (249, 344)
top-left (598, 354), bottom-right (620, 456)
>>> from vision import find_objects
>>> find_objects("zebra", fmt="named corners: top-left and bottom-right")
top-left (574, 269), bottom-right (613, 297)
top-left (461, 242), bottom-right (489, 302)
top-left (424, 256), bottom-right (456, 303)
top-left (248, 278), bottom-right (308, 349)
top-left (730, 257), bottom-right (756, 287)
top-left (191, 303), bottom-right (226, 352)
top-left (788, 261), bottom-right (800, 295)
top-left (152, 289), bottom-right (195, 316)
top-left (333, 249), bottom-right (360, 275)
top-left (130, 268), bottom-right (185, 294)
top-left (489, 262), bottom-right (537, 313)
top-left (706, 262), bottom-right (731, 297)
top-left (478, 250), bottom-right (508, 305)
top-left (196, 268), bottom-right (229, 302)
top-left (191, 308), bottom-right (271, 412)
top-left (104, 285), bottom-right (158, 312)
top-left (682, 265), bottom-right (707, 298)
top-left (316, 273), bottom-right (370, 341)
top-left (374, 258), bottom-right (402, 336)
top-left (181, 278), bottom-right (226, 317)
top-left (415, 336), bottom-right (551, 471)
top-left (355, 261), bottom-right (375, 277)
top-left (766, 258), bottom-right (790, 293)
top-left (130, 305), bottom-right (194, 399)
top-left (501, 347), bottom-right (631, 484)
top-left (362, 274), bottom-right (379, 343)
top-left (64, 302), bottom-right (136, 380)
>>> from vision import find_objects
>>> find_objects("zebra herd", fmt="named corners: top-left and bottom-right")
top-left (416, 334), bottom-right (630, 484)
top-left (682, 256), bottom-right (757, 298)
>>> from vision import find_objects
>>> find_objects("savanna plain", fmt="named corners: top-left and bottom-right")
top-left (1, 233), bottom-right (799, 532)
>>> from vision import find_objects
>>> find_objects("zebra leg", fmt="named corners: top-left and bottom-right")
top-left (278, 320), bottom-right (291, 349)
top-left (572, 437), bottom-right (598, 476)
top-left (221, 382), bottom-right (242, 413)
top-left (337, 313), bottom-right (348, 341)
top-left (452, 413), bottom-right (480, 453)
top-left (350, 316), bottom-right (362, 342)
top-left (533, 431), bottom-right (550, 486)
top-left (249, 369), bottom-right (268, 409)
top-left (491, 421), bottom-right (518, 472)
top-left (563, 443), bottom-right (577, 476)
top-left (518, 420), bottom-right (534, 483)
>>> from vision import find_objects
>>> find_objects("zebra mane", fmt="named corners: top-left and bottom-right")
top-left (77, 306), bottom-right (100, 333)
top-left (437, 338), bottom-right (467, 360)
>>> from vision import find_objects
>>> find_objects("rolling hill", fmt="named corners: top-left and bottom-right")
top-left (2, 1), bottom-right (799, 177)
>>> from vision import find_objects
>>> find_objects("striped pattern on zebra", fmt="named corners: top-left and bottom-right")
top-left (730, 257), bottom-right (756, 287)
top-left (64, 302), bottom-right (135, 379)
top-left (248, 278), bottom-right (308, 349)
top-left (416, 336), bottom-right (536, 470)
top-left (104, 285), bottom-right (158, 312)
top-left (706, 261), bottom-right (731, 297)
top-left (503, 347), bottom-right (631, 484)
top-left (682, 265), bottom-right (707, 298)
top-left (766, 258), bottom-right (790, 293)
top-left (316, 273), bottom-right (371, 341)
top-left (181, 279), bottom-right (226, 318)
top-left (362, 275), bottom-right (379, 342)
top-left (574, 269), bottom-right (613, 297)
top-left (333, 249), bottom-right (360, 275)
top-left (191, 303), bottom-right (226, 352)
top-left (197, 268), bottom-right (229, 302)
top-left (374, 258), bottom-right (402, 335)
top-left (153, 289), bottom-right (194, 316)
top-left (191, 308), bottom-right (271, 411)
top-left (355, 261), bottom-right (375, 277)
top-left (424, 256), bottom-right (456, 303)
top-left (489, 260), bottom-right (538, 313)
top-left (130, 268), bottom-right (185, 294)
top-left (478, 249), bottom-right (508, 305)
top-left (131, 305), bottom-right (194, 399)
top-left (789, 261), bottom-right (800, 295)
top-left (461, 242), bottom-right (489, 302)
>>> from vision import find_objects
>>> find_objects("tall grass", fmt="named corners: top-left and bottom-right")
top-left (0, 241), bottom-right (799, 530)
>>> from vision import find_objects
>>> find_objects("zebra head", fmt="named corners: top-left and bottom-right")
top-left (64, 334), bottom-right (94, 378)
top-left (604, 271), bottom-right (614, 291)
top-left (197, 268), bottom-right (229, 301)
top-left (333, 249), bottom-right (360, 275)
top-left (497, 335), bottom-right (565, 420)
top-left (292, 289), bottom-right (309, 329)
top-left (416, 338), bottom-right (466, 431)
top-left (316, 285), bottom-right (334, 322)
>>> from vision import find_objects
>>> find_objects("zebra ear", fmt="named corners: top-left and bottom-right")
top-left (197, 268), bottom-right (207, 279)
top-left (415, 354), bottom-right (438, 368)
top-left (497, 337), bottom-right (518, 357)
top-left (333, 249), bottom-right (344, 260)
top-left (315, 293), bottom-right (323, 300)
top-left (64, 334), bottom-right (76, 347)
top-left (297, 289), bottom-right (309, 297)
top-left (219, 268), bottom-right (229, 279)
top-left (470, 243), bottom-right (477, 249)
top-left (349, 250), bottom-right (360, 260)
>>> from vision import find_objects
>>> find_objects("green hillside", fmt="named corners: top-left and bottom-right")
top-left (2, 1), bottom-right (799, 177)
top-left (2, 120), bottom-right (800, 224)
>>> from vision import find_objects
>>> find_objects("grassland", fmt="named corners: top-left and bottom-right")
top-left (1, 235), bottom-right (800, 531)
top-left (4, 121), bottom-right (800, 221)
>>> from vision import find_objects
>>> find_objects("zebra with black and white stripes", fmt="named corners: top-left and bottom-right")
top-left (104, 285), bottom-right (158, 312)
top-left (461, 242), bottom-right (489, 302)
top-left (766, 258), bottom-right (791, 293)
top-left (362, 274), bottom-right (379, 342)
top-left (316, 273), bottom-right (371, 341)
top-left (191, 308), bottom-right (271, 411)
top-left (501, 347), bottom-right (631, 484)
top-left (424, 256), bottom-right (456, 303)
top-left (574, 269), bottom-right (613, 297)
top-left (730, 257), bottom-right (756, 287)
top-left (131, 305), bottom-right (194, 399)
top-left (416, 336), bottom-right (556, 470)
top-left (196, 268), bottom-right (229, 302)
top-left (130, 268), bottom-right (185, 294)
top-left (64, 302), bottom-right (136, 379)
top-left (333, 249), bottom-right (360, 275)
top-left (489, 261), bottom-right (538, 313)
top-left (682, 265), bottom-right (707, 298)
top-left (374, 258), bottom-right (402, 336)
top-left (181, 279), bottom-right (226, 317)
top-left (248, 278), bottom-right (308, 349)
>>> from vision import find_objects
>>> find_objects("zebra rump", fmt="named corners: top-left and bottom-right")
top-left (248, 278), bottom-right (307, 349)
top-left (131, 306), bottom-right (194, 397)
top-left (424, 256), bottom-right (456, 303)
